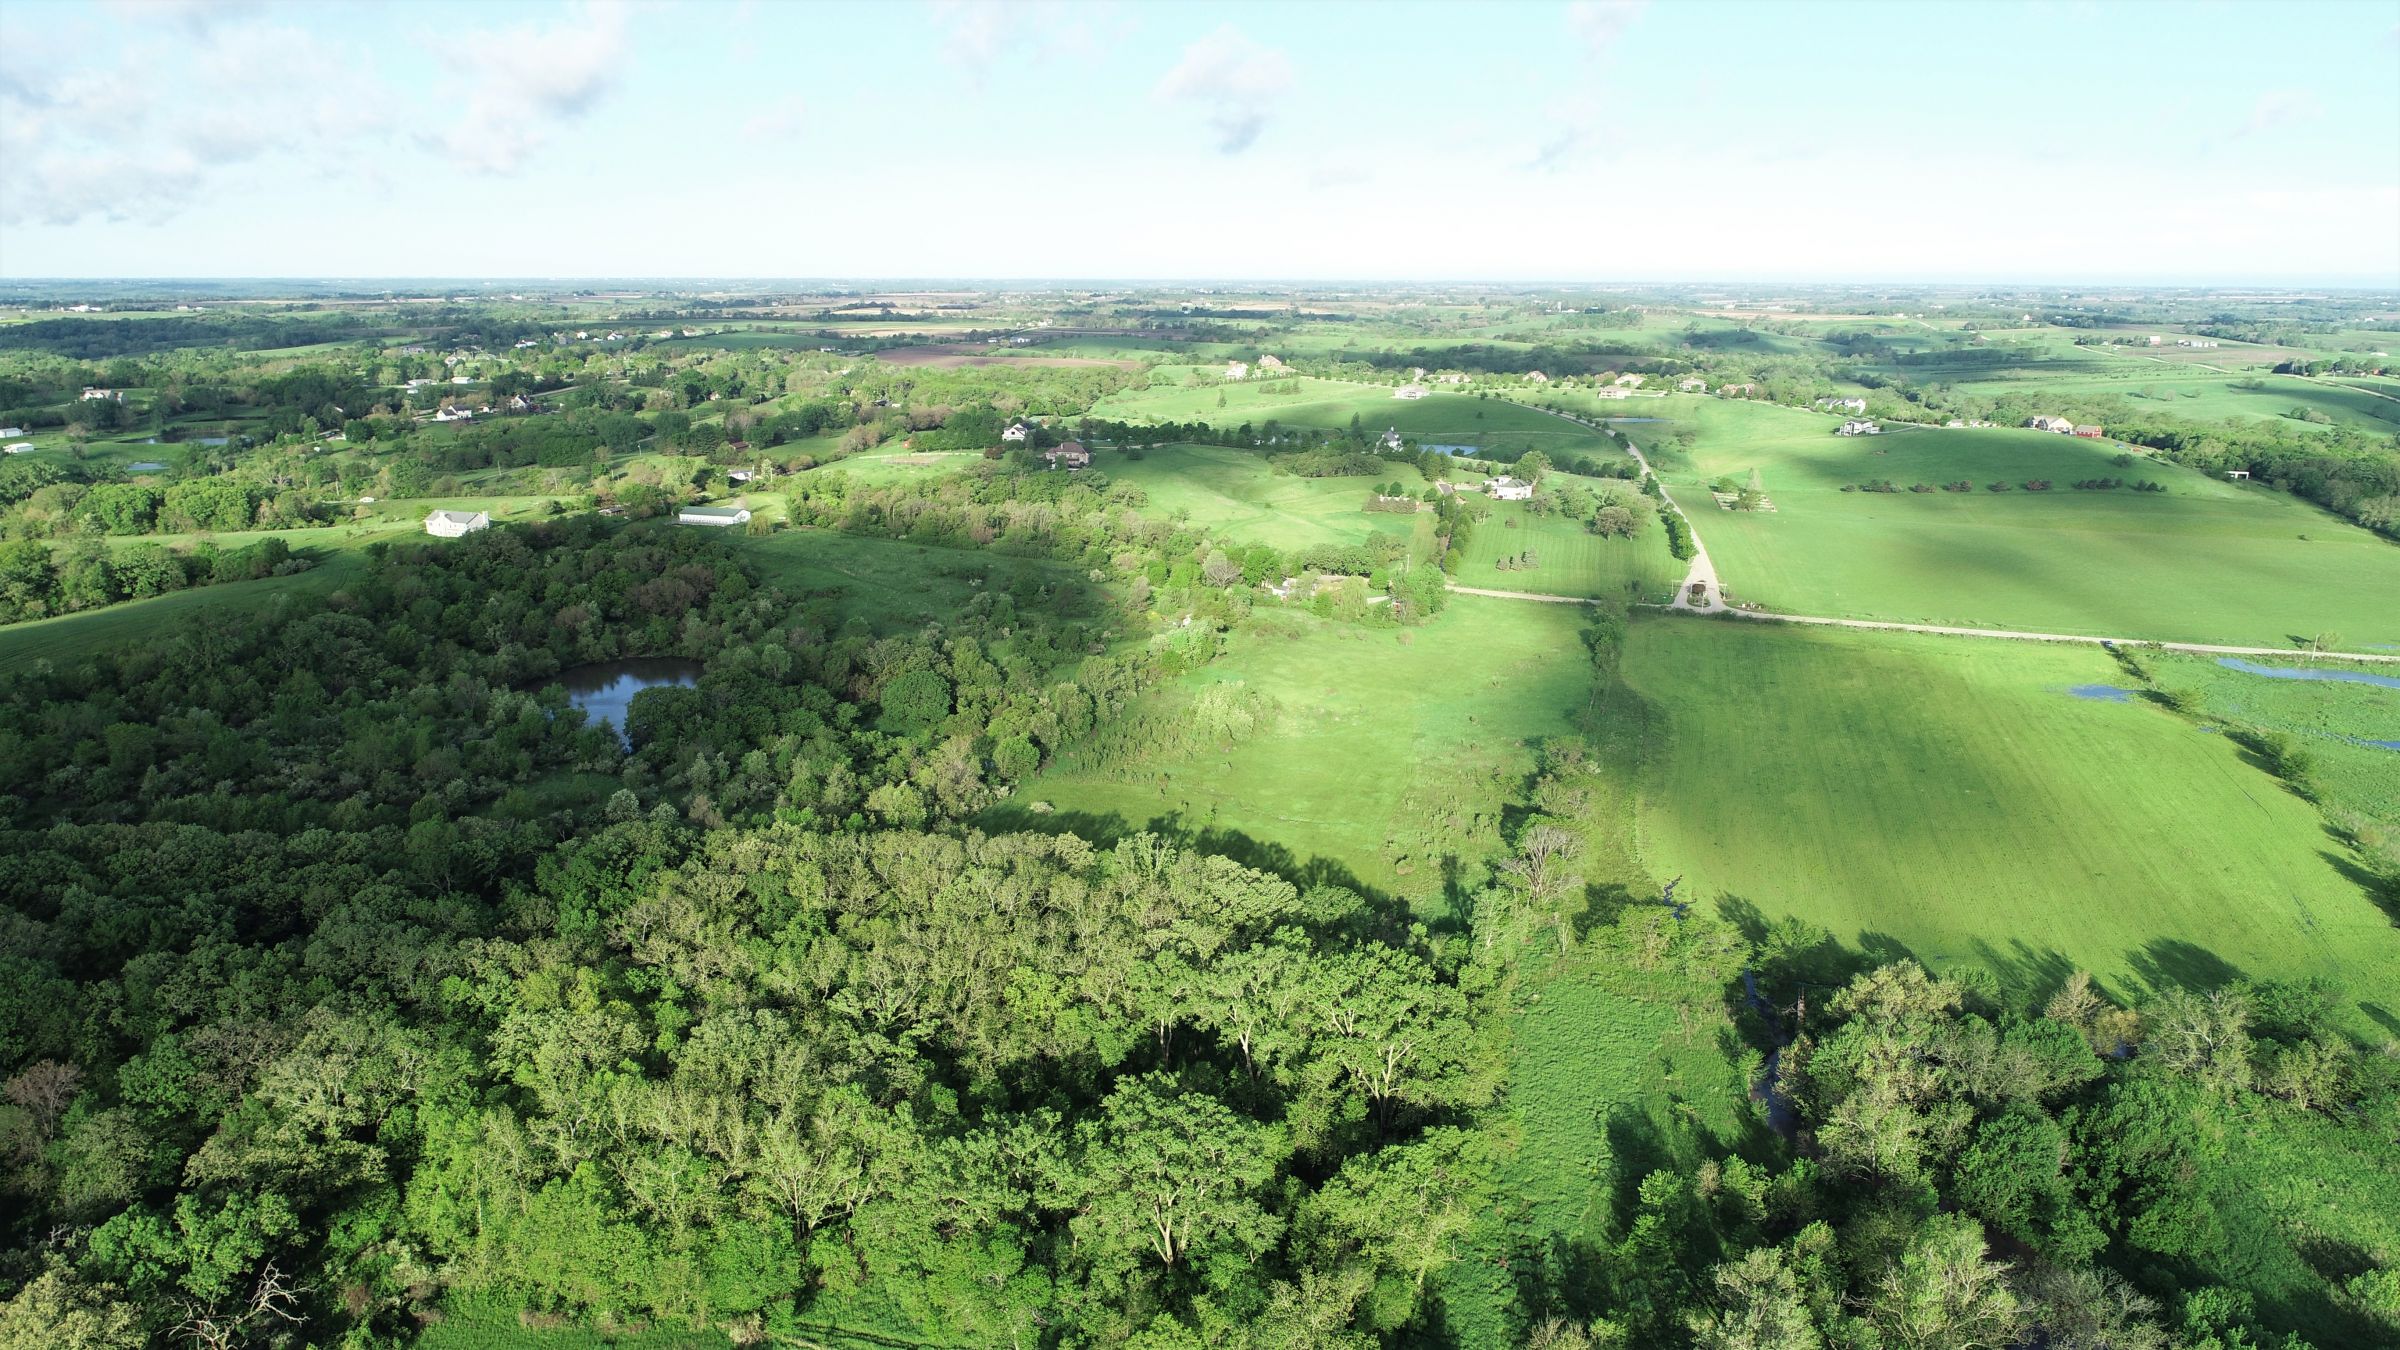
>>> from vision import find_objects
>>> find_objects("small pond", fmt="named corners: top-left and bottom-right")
top-left (2066, 684), bottom-right (2133, 702)
top-left (2215, 657), bottom-right (2400, 690)
top-left (554, 658), bottom-right (704, 743)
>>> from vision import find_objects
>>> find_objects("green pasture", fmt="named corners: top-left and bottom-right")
top-left (1623, 618), bottom-right (2400, 1019)
top-left (739, 529), bottom-right (1098, 635)
top-left (0, 552), bottom-right (371, 676)
top-left (814, 447), bottom-right (984, 485)
top-left (1091, 378), bottom-right (1614, 459)
top-left (1659, 400), bottom-right (2400, 647)
top-left (998, 595), bottom-right (1603, 912)
top-left (2146, 651), bottom-right (2400, 832)
top-left (1457, 498), bottom-right (1678, 602)
top-left (1108, 443), bottom-right (1424, 553)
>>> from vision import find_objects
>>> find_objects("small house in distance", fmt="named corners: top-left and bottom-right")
top-left (1717, 382), bottom-right (1757, 397)
top-left (1002, 422), bottom-right (1031, 442)
top-left (679, 505), bottom-right (752, 527)
top-left (1816, 396), bottom-right (1868, 413)
top-left (1486, 476), bottom-right (1534, 501)
top-left (2025, 415), bottom-right (2077, 434)
top-left (1837, 419), bottom-right (1881, 437)
top-left (1678, 378), bottom-right (1708, 392)
top-left (1393, 383), bottom-right (1427, 399)
top-left (1045, 441), bottom-right (1091, 470)
top-left (1525, 370), bottom-right (1550, 384)
top-left (2072, 425), bottom-right (2104, 438)
top-left (1380, 427), bottom-right (1404, 451)
top-left (80, 387), bottom-right (124, 402)
top-left (1257, 353), bottom-right (1287, 371)
top-left (424, 509), bottom-right (490, 538)
top-left (1226, 361), bottom-right (1250, 380)
top-left (1593, 385), bottom-right (1630, 400)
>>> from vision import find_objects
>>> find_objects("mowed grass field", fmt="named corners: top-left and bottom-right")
top-left (739, 529), bottom-right (1100, 634)
top-left (1109, 443), bottom-right (1424, 553)
top-left (1657, 398), bottom-right (2400, 647)
top-left (1092, 376), bottom-right (1615, 459)
top-left (1001, 595), bottom-right (1601, 912)
top-left (1457, 498), bottom-right (1679, 602)
top-left (2147, 651), bottom-right (2400, 832)
top-left (1624, 618), bottom-right (2400, 1018)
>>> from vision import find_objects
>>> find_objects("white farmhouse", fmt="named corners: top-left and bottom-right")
top-left (424, 510), bottom-right (490, 538)
top-left (1487, 476), bottom-right (1534, 500)
top-left (1002, 422), bottom-right (1031, 442)
top-left (1226, 361), bottom-right (1250, 380)
top-left (1837, 419), bottom-right (1881, 436)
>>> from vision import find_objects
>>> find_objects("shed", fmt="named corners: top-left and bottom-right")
top-left (679, 505), bottom-right (753, 527)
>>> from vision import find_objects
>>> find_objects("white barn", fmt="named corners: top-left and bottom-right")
top-left (679, 505), bottom-right (753, 527)
top-left (424, 510), bottom-right (490, 538)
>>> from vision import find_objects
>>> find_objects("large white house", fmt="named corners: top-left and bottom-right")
top-left (1486, 476), bottom-right (1534, 500)
top-left (679, 505), bottom-right (752, 527)
top-left (1002, 422), bottom-right (1031, 442)
top-left (424, 510), bottom-right (490, 538)
top-left (1837, 419), bottom-right (1881, 437)
top-left (2025, 415), bottom-right (2077, 434)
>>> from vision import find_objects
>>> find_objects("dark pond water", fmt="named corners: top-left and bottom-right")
top-left (555, 658), bottom-right (704, 743)
top-left (2215, 657), bottom-right (2400, 690)
top-left (2067, 684), bottom-right (2134, 701)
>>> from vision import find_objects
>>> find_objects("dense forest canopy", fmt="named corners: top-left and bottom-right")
top-left (1, 285), bottom-right (2396, 1349)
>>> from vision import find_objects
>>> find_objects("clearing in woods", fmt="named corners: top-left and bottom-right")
top-left (1106, 442), bottom-right (1427, 554)
top-left (989, 594), bottom-right (1601, 912)
top-left (1456, 496), bottom-right (1680, 603)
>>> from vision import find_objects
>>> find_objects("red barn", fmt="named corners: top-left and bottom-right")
top-left (2072, 425), bottom-right (2104, 438)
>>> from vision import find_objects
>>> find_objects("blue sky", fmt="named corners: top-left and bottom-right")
top-left (1, 0), bottom-right (2395, 283)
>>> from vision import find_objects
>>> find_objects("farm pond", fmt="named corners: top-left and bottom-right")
top-left (552, 658), bottom-right (704, 742)
top-left (2215, 658), bottom-right (2400, 690)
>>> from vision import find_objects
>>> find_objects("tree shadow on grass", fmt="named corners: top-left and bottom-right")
top-left (2318, 848), bottom-right (2399, 927)
top-left (2125, 937), bottom-right (2246, 999)
top-left (1963, 938), bottom-right (2086, 1016)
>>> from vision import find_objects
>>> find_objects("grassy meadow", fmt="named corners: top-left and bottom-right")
top-left (740, 528), bottom-right (1100, 634)
top-left (995, 594), bottom-right (1604, 913)
top-left (1645, 397), bottom-right (2400, 647)
top-left (2145, 650), bottom-right (2400, 833)
top-left (1109, 442), bottom-right (1426, 553)
top-left (1622, 617), bottom-right (2400, 1019)
top-left (1093, 376), bottom-right (1616, 459)
top-left (1457, 497), bottom-right (1679, 602)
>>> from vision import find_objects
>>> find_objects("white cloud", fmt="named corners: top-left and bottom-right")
top-left (931, 1), bottom-right (1117, 84)
top-left (431, 0), bottom-right (631, 174)
top-left (2228, 88), bottom-right (2325, 141)
top-left (741, 94), bottom-right (807, 142)
top-left (0, 15), bottom-right (389, 228)
top-left (1154, 25), bottom-right (1292, 154)
top-left (1565, 0), bottom-right (1646, 58)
